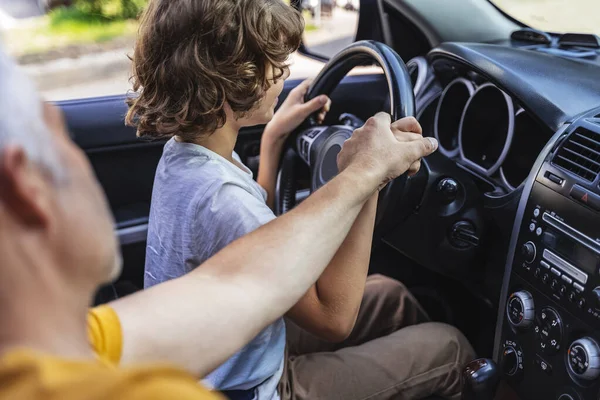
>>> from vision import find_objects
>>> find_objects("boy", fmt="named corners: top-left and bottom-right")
top-left (127, 1), bottom-right (474, 399)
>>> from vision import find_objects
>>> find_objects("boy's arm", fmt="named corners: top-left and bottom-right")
top-left (286, 117), bottom-right (429, 342)
top-left (107, 113), bottom-right (437, 379)
top-left (257, 79), bottom-right (329, 209)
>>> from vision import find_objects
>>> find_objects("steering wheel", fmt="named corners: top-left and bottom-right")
top-left (275, 40), bottom-right (416, 228)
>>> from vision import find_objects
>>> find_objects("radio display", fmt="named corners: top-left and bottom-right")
top-left (542, 229), bottom-right (600, 275)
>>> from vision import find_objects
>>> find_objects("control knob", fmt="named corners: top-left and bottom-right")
top-left (568, 337), bottom-right (600, 380)
top-left (520, 241), bottom-right (536, 264)
top-left (501, 346), bottom-right (518, 376)
top-left (507, 291), bottom-right (535, 329)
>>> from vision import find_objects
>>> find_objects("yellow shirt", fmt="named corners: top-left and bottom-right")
top-left (0, 306), bottom-right (223, 400)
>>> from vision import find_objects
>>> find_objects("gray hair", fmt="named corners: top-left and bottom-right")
top-left (0, 46), bottom-right (63, 180)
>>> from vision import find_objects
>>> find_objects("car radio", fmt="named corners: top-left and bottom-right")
top-left (495, 113), bottom-right (600, 400)
top-left (512, 182), bottom-right (600, 328)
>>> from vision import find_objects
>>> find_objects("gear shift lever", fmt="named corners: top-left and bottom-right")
top-left (461, 358), bottom-right (500, 400)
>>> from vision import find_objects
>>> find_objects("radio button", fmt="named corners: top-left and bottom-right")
top-left (529, 223), bottom-right (536, 232)
top-left (536, 227), bottom-right (543, 236)
top-left (578, 298), bottom-right (586, 309)
top-left (570, 184), bottom-right (600, 212)
top-left (574, 283), bottom-right (585, 293)
top-left (551, 279), bottom-right (559, 290)
top-left (562, 275), bottom-right (573, 285)
top-left (533, 208), bottom-right (540, 218)
top-left (551, 268), bottom-right (561, 277)
top-left (542, 273), bottom-right (550, 284)
top-left (540, 261), bottom-right (551, 270)
top-left (534, 268), bottom-right (541, 278)
top-left (568, 292), bottom-right (576, 302)
top-left (543, 249), bottom-right (588, 285)
top-left (560, 285), bottom-right (567, 296)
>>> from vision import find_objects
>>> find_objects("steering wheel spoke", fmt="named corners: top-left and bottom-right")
top-left (296, 125), bottom-right (331, 165)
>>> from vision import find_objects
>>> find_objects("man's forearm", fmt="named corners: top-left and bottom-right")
top-left (109, 166), bottom-right (377, 378)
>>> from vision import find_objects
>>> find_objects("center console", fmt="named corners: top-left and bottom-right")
top-left (495, 111), bottom-right (600, 400)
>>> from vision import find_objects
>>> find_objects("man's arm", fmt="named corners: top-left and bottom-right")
top-left (108, 113), bottom-right (438, 378)
top-left (286, 117), bottom-right (425, 342)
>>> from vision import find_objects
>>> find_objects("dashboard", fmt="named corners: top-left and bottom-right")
top-left (397, 42), bottom-right (600, 400)
top-left (396, 43), bottom-right (600, 400)
top-left (433, 76), bottom-right (549, 192)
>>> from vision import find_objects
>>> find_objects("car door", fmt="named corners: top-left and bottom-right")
top-left (58, 74), bottom-right (388, 304)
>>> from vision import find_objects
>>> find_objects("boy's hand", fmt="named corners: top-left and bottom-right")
top-left (263, 79), bottom-right (331, 145)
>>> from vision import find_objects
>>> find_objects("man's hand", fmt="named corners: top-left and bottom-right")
top-left (391, 116), bottom-right (425, 177)
top-left (263, 79), bottom-right (331, 145)
top-left (337, 113), bottom-right (438, 190)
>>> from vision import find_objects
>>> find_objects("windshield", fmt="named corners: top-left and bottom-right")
top-left (490, 0), bottom-right (600, 35)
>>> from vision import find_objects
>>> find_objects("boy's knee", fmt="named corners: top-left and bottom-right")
top-left (426, 322), bottom-right (476, 366)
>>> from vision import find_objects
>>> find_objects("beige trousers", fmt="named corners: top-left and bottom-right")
top-left (278, 274), bottom-right (476, 400)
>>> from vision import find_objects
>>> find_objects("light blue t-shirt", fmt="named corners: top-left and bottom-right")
top-left (144, 138), bottom-right (285, 399)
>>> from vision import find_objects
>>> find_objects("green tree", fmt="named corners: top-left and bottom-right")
top-left (74, 0), bottom-right (146, 21)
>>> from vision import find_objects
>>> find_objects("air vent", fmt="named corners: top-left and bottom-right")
top-left (552, 128), bottom-right (600, 182)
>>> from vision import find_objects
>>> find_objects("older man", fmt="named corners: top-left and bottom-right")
top-left (0, 46), bottom-right (456, 400)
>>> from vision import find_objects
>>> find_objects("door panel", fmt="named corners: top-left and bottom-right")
top-left (57, 74), bottom-right (387, 303)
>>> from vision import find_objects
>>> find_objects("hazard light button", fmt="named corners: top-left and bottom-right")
top-left (570, 185), bottom-right (600, 212)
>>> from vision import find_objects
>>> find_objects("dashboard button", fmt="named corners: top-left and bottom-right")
top-left (537, 308), bottom-right (563, 354)
top-left (534, 355), bottom-right (553, 376)
top-left (533, 208), bottom-right (540, 218)
top-left (548, 173), bottom-right (564, 185)
top-left (562, 275), bottom-right (573, 285)
top-left (560, 285), bottom-right (567, 296)
top-left (551, 279), bottom-right (559, 290)
top-left (529, 223), bottom-right (536, 232)
top-left (540, 260), bottom-right (551, 269)
top-left (570, 184), bottom-right (600, 212)
top-left (551, 267), bottom-right (561, 277)
top-left (534, 268), bottom-right (541, 278)
top-left (536, 227), bottom-right (543, 236)
top-left (542, 273), bottom-right (550, 284)
top-left (578, 298), bottom-right (586, 309)
top-left (568, 292), bottom-right (576, 302)
top-left (574, 283), bottom-right (585, 293)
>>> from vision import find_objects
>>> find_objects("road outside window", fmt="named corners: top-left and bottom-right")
top-left (0, 0), bottom-right (360, 101)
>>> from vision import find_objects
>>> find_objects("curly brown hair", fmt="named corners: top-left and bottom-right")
top-left (125, 0), bottom-right (304, 141)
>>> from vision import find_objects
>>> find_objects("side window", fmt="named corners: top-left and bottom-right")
top-left (2, 0), bottom-right (360, 101)
top-left (2, 0), bottom-right (144, 101)
top-left (290, 0), bottom-right (378, 81)
top-left (298, 0), bottom-right (359, 60)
